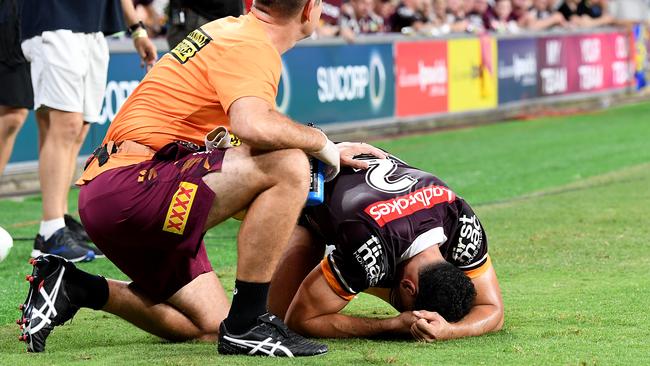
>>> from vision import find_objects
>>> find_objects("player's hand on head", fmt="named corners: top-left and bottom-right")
top-left (336, 142), bottom-right (389, 170)
top-left (410, 311), bottom-right (453, 342)
top-left (134, 37), bottom-right (158, 71)
top-left (394, 311), bottom-right (420, 336)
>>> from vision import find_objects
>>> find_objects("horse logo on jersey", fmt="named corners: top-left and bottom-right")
top-left (163, 182), bottom-right (198, 235)
top-left (170, 28), bottom-right (212, 64)
top-left (353, 155), bottom-right (417, 193)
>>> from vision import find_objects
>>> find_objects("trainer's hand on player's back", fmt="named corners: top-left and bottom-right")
top-left (336, 142), bottom-right (389, 170)
top-left (410, 311), bottom-right (453, 342)
top-left (134, 37), bottom-right (158, 71)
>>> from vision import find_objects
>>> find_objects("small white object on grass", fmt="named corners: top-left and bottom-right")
top-left (0, 226), bottom-right (13, 262)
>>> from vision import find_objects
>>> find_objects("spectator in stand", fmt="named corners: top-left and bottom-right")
top-left (390, 0), bottom-right (428, 33)
top-left (474, 0), bottom-right (497, 30)
top-left (431, 0), bottom-right (449, 25)
top-left (339, 0), bottom-right (384, 42)
top-left (445, 0), bottom-right (472, 32)
top-left (509, 0), bottom-right (532, 27)
top-left (374, 0), bottom-right (397, 32)
top-left (464, 0), bottom-right (476, 16)
top-left (490, 0), bottom-right (520, 32)
top-left (316, 0), bottom-right (343, 37)
top-left (528, 0), bottom-right (566, 30)
top-left (467, 0), bottom-right (494, 32)
top-left (608, 0), bottom-right (649, 25)
top-left (558, 0), bottom-right (615, 27)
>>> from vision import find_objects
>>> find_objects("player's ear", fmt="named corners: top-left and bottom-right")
top-left (301, 0), bottom-right (315, 23)
top-left (400, 279), bottom-right (417, 296)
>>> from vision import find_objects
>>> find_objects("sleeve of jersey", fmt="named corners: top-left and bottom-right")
top-left (320, 257), bottom-right (356, 301)
top-left (450, 202), bottom-right (491, 279)
top-left (320, 221), bottom-right (387, 300)
top-left (206, 41), bottom-right (281, 114)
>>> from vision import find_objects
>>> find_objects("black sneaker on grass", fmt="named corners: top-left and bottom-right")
top-left (63, 214), bottom-right (105, 259)
top-left (32, 227), bottom-right (95, 263)
top-left (218, 313), bottom-right (328, 357)
top-left (64, 214), bottom-right (91, 242)
top-left (17, 255), bottom-right (80, 352)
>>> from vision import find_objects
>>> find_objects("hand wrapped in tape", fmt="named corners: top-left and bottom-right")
top-left (205, 126), bottom-right (232, 151)
top-left (308, 131), bottom-right (340, 182)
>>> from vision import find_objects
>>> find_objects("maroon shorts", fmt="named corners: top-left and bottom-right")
top-left (79, 144), bottom-right (226, 302)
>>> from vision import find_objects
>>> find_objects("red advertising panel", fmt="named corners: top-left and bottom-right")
top-left (574, 34), bottom-right (606, 92)
top-left (537, 36), bottom-right (579, 96)
top-left (395, 41), bottom-right (448, 117)
top-left (602, 32), bottom-right (634, 89)
top-left (539, 32), bottom-right (633, 96)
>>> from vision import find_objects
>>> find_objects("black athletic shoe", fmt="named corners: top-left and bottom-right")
top-left (218, 313), bottom-right (328, 357)
top-left (17, 255), bottom-right (80, 352)
top-left (63, 214), bottom-right (105, 258)
top-left (32, 228), bottom-right (95, 263)
top-left (64, 214), bottom-right (91, 242)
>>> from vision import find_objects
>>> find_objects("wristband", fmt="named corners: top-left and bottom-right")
top-left (132, 28), bottom-right (148, 39)
top-left (127, 20), bottom-right (146, 34)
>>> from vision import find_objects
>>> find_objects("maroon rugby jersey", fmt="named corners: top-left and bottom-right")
top-left (301, 154), bottom-right (491, 300)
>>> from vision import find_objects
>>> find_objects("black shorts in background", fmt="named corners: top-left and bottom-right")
top-left (0, 61), bottom-right (33, 109)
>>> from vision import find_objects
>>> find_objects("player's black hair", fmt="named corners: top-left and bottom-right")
top-left (253, 0), bottom-right (321, 17)
top-left (414, 262), bottom-right (476, 322)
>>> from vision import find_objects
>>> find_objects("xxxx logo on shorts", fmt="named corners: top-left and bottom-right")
top-left (170, 28), bottom-right (212, 64)
top-left (229, 133), bottom-right (242, 146)
top-left (163, 182), bottom-right (198, 235)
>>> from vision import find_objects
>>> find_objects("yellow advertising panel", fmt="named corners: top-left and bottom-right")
top-left (448, 37), bottom-right (498, 112)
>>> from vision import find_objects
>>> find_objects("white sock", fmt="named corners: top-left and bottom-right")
top-left (39, 218), bottom-right (66, 241)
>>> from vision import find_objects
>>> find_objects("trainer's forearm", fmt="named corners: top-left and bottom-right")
top-left (297, 313), bottom-right (404, 339)
top-left (447, 304), bottom-right (503, 339)
top-left (231, 108), bottom-right (326, 152)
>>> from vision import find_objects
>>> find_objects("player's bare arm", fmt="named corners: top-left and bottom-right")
top-left (285, 266), bottom-right (419, 338)
top-left (410, 266), bottom-right (504, 341)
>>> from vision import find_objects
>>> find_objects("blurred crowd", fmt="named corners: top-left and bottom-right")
top-left (135, 0), bottom-right (650, 43)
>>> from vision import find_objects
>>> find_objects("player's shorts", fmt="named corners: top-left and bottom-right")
top-left (0, 61), bottom-right (33, 109)
top-left (78, 143), bottom-right (227, 302)
top-left (21, 30), bottom-right (108, 123)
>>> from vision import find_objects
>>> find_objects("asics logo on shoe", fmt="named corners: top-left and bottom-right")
top-left (27, 267), bottom-right (66, 335)
top-left (222, 335), bottom-right (294, 357)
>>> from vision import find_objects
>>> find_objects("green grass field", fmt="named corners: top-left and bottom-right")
top-left (1, 101), bottom-right (649, 365)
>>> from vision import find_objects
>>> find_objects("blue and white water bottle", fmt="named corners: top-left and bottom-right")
top-left (306, 158), bottom-right (325, 206)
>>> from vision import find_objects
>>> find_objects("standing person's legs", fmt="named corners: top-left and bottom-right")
top-left (38, 109), bottom-right (84, 221)
top-left (26, 30), bottom-right (108, 259)
top-left (62, 122), bottom-right (90, 214)
top-left (0, 106), bottom-right (28, 175)
top-left (0, 57), bottom-right (33, 176)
